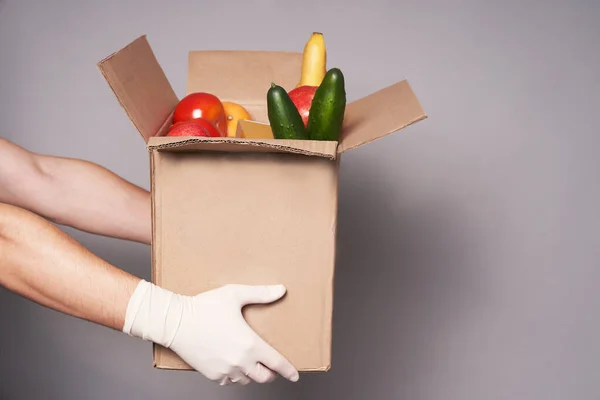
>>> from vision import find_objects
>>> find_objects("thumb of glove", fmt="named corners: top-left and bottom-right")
top-left (234, 284), bottom-right (287, 306)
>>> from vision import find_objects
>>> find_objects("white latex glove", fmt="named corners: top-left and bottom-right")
top-left (122, 280), bottom-right (299, 385)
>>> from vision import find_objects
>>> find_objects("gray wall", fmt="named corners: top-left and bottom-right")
top-left (1, 0), bottom-right (600, 399)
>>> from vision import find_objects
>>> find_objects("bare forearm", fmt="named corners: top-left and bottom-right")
top-left (0, 203), bottom-right (140, 330)
top-left (0, 138), bottom-right (151, 244)
top-left (34, 154), bottom-right (152, 244)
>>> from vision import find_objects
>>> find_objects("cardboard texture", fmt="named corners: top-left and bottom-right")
top-left (97, 34), bottom-right (427, 372)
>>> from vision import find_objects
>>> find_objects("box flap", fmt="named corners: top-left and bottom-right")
top-left (97, 35), bottom-right (179, 142)
top-left (338, 80), bottom-right (427, 153)
top-left (147, 135), bottom-right (338, 159)
top-left (186, 50), bottom-right (302, 113)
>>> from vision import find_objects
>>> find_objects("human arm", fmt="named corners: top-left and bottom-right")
top-left (0, 202), bottom-right (299, 385)
top-left (0, 138), bottom-right (151, 244)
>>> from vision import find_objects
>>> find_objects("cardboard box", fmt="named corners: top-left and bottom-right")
top-left (97, 35), bottom-right (427, 372)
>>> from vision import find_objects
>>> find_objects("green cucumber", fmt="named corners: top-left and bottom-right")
top-left (267, 83), bottom-right (308, 140)
top-left (307, 67), bottom-right (346, 141)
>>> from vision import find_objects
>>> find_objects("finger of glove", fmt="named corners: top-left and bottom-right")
top-left (218, 376), bottom-right (233, 386)
top-left (254, 337), bottom-right (299, 382)
top-left (230, 372), bottom-right (252, 385)
top-left (244, 362), bottom-right (277, 383)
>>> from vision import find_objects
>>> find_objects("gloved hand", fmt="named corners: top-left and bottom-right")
top-left (122, 280), bottom-right (299, 385)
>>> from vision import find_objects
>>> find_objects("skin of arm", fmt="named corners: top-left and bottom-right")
top-left (0, 138), bottom-right (151, 245)
top-left (0, 202), bottom-right (300, 384)
top-left (0, 202), bottom-right (140, 330)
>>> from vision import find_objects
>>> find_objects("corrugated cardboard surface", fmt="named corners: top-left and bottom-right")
top-left (339, 80), bottom-right (427, 153)
top-left (150, 149), bottom-right (339, 371)
top-left (97, 36), bottom-right (178, 141)
top-left (147, 136), bottom-right (339, 159)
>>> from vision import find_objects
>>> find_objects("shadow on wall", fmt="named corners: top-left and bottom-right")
top-left (241, 150), bottom-right (485, 400)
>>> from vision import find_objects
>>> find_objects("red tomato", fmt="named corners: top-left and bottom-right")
top-left (173, 92), bottom-right (227, 136)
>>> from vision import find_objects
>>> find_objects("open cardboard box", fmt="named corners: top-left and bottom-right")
top-left (97, 35), bottom-right (427, 372)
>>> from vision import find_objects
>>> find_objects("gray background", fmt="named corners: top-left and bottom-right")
top-left (1, 0), bottom-right (599, 399)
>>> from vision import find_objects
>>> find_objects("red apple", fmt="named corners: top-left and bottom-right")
top-left (288, 85), bottom-right (317, 127)
top-left (166, 121), bottom-right (211, 137)
top-left (166, 118), bottom-right (224, 137)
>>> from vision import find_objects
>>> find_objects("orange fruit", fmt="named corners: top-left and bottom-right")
top-left (222, 102), bottom-right (252, 137)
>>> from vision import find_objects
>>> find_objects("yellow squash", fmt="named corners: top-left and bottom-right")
top-left (298, 32), bottom-right (327, 87)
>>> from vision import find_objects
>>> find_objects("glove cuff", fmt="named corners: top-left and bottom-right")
top-left (122, 279), bottom-right (184, 349)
